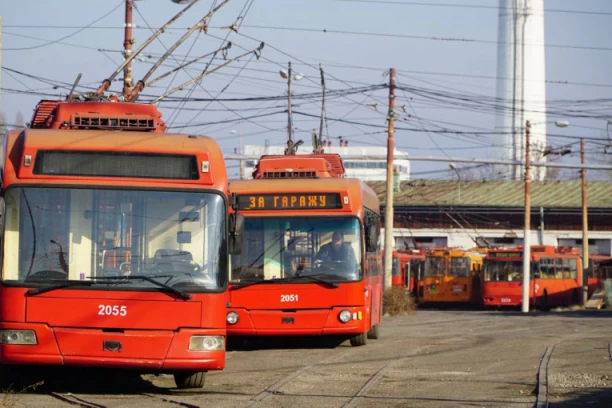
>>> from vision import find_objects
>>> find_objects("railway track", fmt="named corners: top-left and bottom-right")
top-left (46, 390), bottom-right (202, 408)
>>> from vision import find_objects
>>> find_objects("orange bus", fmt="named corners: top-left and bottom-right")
top-left (226, 153), bottom-right (383, 346)
top-left (389, 249), bottom-right (425, 296)
top-left (0, 98), bottom-right (241, 388)
top-left (418, 247), bottom-right (484, 306)
top-left (483, 245), bottom-right (582, 309)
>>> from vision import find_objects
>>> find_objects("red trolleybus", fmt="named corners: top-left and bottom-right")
top-left (483, 245), bottom-right (582, 309)
top-left (0, 98), bottom-right (241, 388)
top-left (418, 248), bottom-right (484, 306)
top-left (226, 152), bottom-right (382, 346)
top-left (389, 249), bottom-right (425, 295)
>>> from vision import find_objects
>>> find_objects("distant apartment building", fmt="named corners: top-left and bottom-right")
top-left (240, 142), bottom-right (410, 181)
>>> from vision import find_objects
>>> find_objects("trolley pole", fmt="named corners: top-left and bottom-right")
top-left (383, 68), bottom-right (396, 293)
top-left (581, 138), bottom-right (589, 306)
top-left (287, 61), bottom-right (293, 142)
top-left (521, 120), bottom-right (531, 313)
top-left (123, 0), bottom-right (134, 98)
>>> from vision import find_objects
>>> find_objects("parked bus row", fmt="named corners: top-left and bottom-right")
top-left (389, 246), bottom-right (611, 310)
top-left (0, 100), bottom-right (383, 390)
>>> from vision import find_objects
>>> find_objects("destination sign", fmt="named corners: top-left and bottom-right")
top-left (489, 252), bottom-right (522, 258)
top-left (237, 193), bottom-right (342, 210)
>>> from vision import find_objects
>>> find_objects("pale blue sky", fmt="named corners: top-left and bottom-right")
top-left (2, 0), bottom-right (611, 178)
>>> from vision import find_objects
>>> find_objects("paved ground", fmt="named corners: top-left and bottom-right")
top-left (2, 308), bottom-right (611, 407)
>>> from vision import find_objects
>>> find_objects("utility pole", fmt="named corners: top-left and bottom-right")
top-left (239, 132), bottom-right (244, 179)
top-left (522, 120), bottom-right (531, 313)
top-left (123, 0), bottom-right (134, 99)
top-left (383, 68), bottom-right (396, 294)
top-left (287, 61), bottom-right (293, 142)
top-left (0, 16), bottom-right (3, 115)
top-left (581, 137), bottom-right (589, 306)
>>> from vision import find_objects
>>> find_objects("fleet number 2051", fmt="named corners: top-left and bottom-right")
top-left (98, 305), bottom-right (128, 316)
top-left (280, 294), bottom-right (298, 302)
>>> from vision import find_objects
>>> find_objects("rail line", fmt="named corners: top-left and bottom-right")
top-left (239, 348), bottom-right (354, 407)
top-left (237, 323), bottom-right (528, 408)
top-left (46, 390), bottom-right (201, 407)
top-left (535, 345), bottom-right (555, 408)
top-left (48, 392), bottom-right (108, 408)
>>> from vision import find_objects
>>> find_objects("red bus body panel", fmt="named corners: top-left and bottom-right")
top-left (385, 250), bottom-right (425, 294)
top-left (228, 283), bottom-right (370, 336)
top-left (482, 246), bottom-right (582, 308)
top-left (227, 172), bottom-right (382, 338)
top-left (0, 122), bottom-right (229, 373)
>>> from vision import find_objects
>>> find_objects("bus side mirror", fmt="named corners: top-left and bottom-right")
top-left (365, 222), bottom-right (379, 253)
top-left (228, 213), bottom-right (245, 255)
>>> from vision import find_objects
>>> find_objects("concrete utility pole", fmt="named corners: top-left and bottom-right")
top-left (522, 120), bottom-right (532, 313)
top-left (0, 16), bottom-right (3, 115)
top-left (123, 0), bottom-right (134, 98)
top-left (383, 68), bottom-right (396, 293)
top-left (581, 138), bottom-right (589, 306)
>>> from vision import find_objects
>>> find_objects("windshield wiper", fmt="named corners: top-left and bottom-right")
top-left (231, 278), bottom-right (285, 290)
top-left (26, 279), bottom-right (96, 296)
top-left (93, 275), bottom-right (192, 300)
top-left (285, 274), bottom-right (339, 288)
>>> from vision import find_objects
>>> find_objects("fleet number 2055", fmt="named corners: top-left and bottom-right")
top-left (280, 294), bottom-right (298, 302)
top-left (98, 305), bottom-right (128, 316)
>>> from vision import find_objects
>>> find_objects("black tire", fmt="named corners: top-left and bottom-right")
top-left (350, 332), bottom-right (368, 347)
top-left (367, 324), bottom-right (380, 340)
top-left (174, 371), bottom-right (207, 389)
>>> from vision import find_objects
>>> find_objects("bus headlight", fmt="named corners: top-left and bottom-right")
top-left (189, 336), bottom-right (225, 351)
top-left (0, 330), bottom-right (37, 345)
top-left (226, 311), bottom-right (239, 325)
top-left (338, 310), bottom-right (351, 324)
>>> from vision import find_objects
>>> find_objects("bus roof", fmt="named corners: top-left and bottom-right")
top-left (3, 128), bottom-right (227, 190)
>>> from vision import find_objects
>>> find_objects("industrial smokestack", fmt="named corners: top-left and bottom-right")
top-left (495, 0), bottom-right (547, 180)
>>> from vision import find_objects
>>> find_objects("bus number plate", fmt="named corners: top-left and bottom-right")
top-left (501, 298), bottom-right (511, 303)
top-left (98, 305), bottom-right (128, 316)
top-left (281, 294), bottom-right (299, 302)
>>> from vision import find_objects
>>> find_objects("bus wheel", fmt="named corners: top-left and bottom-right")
top-left (174, 371), bottom-right (207, 389)
top-left (350, 332), bottom-right (368, 347)
top-left (367, 324), bottom-right (380, 340)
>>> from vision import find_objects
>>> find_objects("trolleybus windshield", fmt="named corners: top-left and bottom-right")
top-left (230, 217), bottom-right (362, 283)
top-left (484, 260), bottom-right (523, 282)
top-left (449, 256), bottom-right (470, 277)
top-left (424, 256), bottom-right (447, 277)
top-left (2, 187), bottom-right (226, 292)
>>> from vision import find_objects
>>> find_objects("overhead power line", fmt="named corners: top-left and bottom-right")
top-left (3, 1), bottom-right (124, 51)
top-left (337, 0), bottom-right (612, 16)
top-left (230, 25), bottom-right (612, 52)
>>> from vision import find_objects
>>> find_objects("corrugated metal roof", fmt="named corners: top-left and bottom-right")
top-left (366, 180), bottom-right (612, 208)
